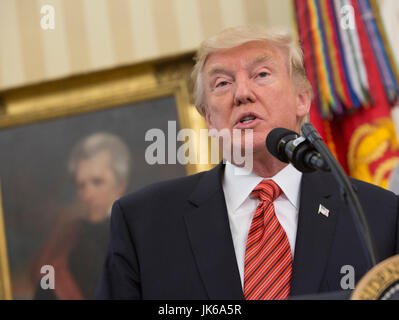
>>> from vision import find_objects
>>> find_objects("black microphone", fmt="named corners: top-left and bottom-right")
top-left (266, 127), bottom-right (329, 173)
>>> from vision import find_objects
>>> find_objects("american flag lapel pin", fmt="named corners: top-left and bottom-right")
top-left (318, 204), bottom-right (329, 217)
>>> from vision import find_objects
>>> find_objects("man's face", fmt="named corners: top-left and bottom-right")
top-left (202, 40), bottom-right (310, 157)
top-left (75, 150), bottom-right (126, 222)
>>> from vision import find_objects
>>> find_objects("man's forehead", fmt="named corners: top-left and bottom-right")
top-left (206, 55), bottom-right (273, 75)
top-left (203, 41), bottom-right (283, 74)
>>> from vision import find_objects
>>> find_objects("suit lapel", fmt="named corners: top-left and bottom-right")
top-left (290, 171), bottom-right (341, 296)
top-left (184, 163), bottom-right (243, 300)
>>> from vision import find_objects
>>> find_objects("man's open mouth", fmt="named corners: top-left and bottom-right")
top-left (240, 115), bottom-right (257, 124)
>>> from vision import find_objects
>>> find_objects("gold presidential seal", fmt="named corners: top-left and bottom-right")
top-left (351, 254), bottom-right (399, 300)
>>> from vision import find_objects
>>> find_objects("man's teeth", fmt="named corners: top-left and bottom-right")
top-left (240, 116), bottom-right (256, 123)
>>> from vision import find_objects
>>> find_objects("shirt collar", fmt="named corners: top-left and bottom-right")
top-left (222, 161), bottom-right (302, 213)
top-left (272, 163), bottom-right (302, 209)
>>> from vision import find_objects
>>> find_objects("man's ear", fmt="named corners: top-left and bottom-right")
top-left (203, 105), bottom-right (214, 129)
top-left (296, 90), bottom-right (312, 118)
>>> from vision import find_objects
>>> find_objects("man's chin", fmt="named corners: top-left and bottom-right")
top-left (85, 211), bottom-right (108, 223)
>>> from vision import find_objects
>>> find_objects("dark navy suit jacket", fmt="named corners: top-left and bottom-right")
top-left (95, 163), bottom-right (399, 299)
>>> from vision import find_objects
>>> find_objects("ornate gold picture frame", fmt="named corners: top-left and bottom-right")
top-left (0, 182), bottom-right (11, 299)
top-left (0, 53), bottom-right (212, 299)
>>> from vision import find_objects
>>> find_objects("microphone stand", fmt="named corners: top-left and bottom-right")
top-left (301, 123), bottom-right (378, 269)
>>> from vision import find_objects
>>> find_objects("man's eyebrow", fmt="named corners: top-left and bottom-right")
top-left (206, 65), bottom-right (233, 77)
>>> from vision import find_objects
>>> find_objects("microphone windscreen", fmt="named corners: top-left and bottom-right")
top-left (266, 127), bottom-right (298, 162)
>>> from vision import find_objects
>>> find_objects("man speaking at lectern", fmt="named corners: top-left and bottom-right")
top-left (96, 26), bottom-right (399, 300)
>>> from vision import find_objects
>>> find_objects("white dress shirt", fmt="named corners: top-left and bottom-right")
top-left (222, 161), bottom-right (302, 288)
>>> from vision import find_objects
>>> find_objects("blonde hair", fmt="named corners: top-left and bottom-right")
top-left (191, 25), bottom-right (313, 124)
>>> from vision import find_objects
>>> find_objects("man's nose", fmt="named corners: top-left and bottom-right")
top-left (80, 186), bottom-right (95, 202)
top-left (233, 77), bottom-right (256, 106)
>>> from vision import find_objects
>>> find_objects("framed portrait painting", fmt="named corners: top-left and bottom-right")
top-left (0, 55), bottom-right (212, 299)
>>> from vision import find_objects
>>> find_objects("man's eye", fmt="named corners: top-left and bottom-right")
top-left (216, 80), bottom-right (229, 88)
top-left (92, 177), bottom-right (105, 186)
top-left (257, 72), bottom-right (269, 78)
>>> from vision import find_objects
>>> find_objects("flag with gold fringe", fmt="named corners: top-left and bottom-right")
top-left (293, 0), bottom-right (399, 188)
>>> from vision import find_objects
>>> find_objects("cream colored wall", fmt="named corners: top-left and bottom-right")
top-left (0, 0), bottom-right (294, 91)
top-left (380, 0), bottom-right (399, 68)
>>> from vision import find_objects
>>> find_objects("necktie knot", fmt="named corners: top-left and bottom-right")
top-left (251, 179), bottom-right (281, 203)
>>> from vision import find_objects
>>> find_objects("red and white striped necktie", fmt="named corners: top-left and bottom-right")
top-left (243, 179), bottom-right (293, 300)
